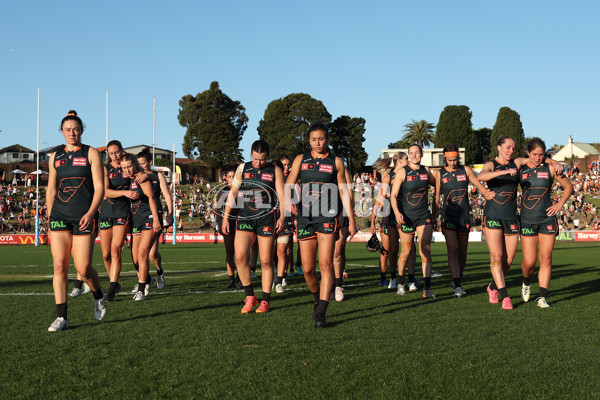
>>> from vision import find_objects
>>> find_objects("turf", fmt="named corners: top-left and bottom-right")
top-left (1, 241), bottom-right (599, 399)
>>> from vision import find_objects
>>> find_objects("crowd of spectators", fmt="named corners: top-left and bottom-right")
top-left (0, 184), bottom-right (45, 233)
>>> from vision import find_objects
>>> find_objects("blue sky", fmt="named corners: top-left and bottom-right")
top-left (2, 1), bottom-right (598, 164)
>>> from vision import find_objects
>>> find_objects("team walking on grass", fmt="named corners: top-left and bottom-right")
top-left (47, 112), bottom-right (574, 331)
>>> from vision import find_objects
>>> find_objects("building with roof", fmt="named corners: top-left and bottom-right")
top-left (552, 137), bottom-right (600, 162)
top-left (0, 144), bottom-right (35, 164)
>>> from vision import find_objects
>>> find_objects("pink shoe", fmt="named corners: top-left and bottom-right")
top-left (487, 284), bottom-right (499, 304)
top-left (502, 297), bottom-right (513, 310)
top-left (241, 295), bottom-right (259, 314)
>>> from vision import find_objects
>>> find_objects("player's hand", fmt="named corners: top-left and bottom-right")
top-left (347, 223), bottom-right (357, 241)
top-left (79, 212), bottom-right (93, 231)
top-left (135, 172), bottom-right (149, 184)
top-left (370, 222), bottom-right (376, 234)
top-left (502, 168), bottom-right (517, 176)
top-left (222, 218), bottom-right (230, 235)
top-left (153, 219), bottom-right (161, 233)
top-left (484, 189), bottom-right (496, 200)
top-left (550, 162), bottom-right (563, 175)
top-left (546, 204), bottom-right (562, 216)
top-left (275, 217), bottom-right (284, 233)
top-left (125, 190), bottom-right (140, 200)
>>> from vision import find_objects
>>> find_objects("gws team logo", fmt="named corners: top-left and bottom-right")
top-left (300, 183), bottom-right (339, 218)
top-left (492, 190), bottom-right (516, 205)
top-left (522, 187), bottom-right (548, 209)
top-left (445, 189), bottom-right (467, 209)
top-left (207, 181), bottom-right (278, 222)
top-left (57, 177), bottom-right (86, 203)
top-left (406, 189), bottom-right (427, 206)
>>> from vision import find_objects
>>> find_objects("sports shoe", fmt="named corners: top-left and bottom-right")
top-left (379, 280), bottom-right (388, 287)
top-left (145, 276), bottom-right (154, 296)
top-left (423, 289), bottom-right (435, 299)
top-left (225, 280), bottom-right (236, 289)
top-left (329, 290), bottom-right (335, 301)
top-left (459, 287), bottom-right (467, 296)
top-left (502, 297), bottom-right (513, 310)
top-left (281, 278), bottom-right (288, 287)
top-left (131, 283), bottom-right (139, 293)
top-left (255, 300), bottom-right (270, 313)
top-left (408, 282), bottom-right (418, 292)
top-left (295, 265), bottom-right (304, 276)
top-left (48, 317), bottom-right (68, 332)
top-left (487, 284), bottom-right (499, 304)
top-left (94, 290), bottom-right (107, 320)
top-left (241, 295), bottom-right (259, 314)
top-left (521, 283), bottom-right (531, 302)
top-left (453, 287), bottom-right (463, 298)
top-left (70, 287), bottom-right (82, 297)
top-left (536, 297), bottom-right (551, 308)
top-left (342, 270), bottom-right (348, 279)
top-left (251, 270), bottom-right (257, 279)
top-left (288, 269), bottom-right (295, 277)
top-left (397, 284), bottom-right (406, 295)
top-left (133, 291), bottom-right (145, 301)
top-left (157, 274), bottom-right (165, 290)
top-left (275, 283), bottom-right (284, 293)
top-left (388, 279), bottom-right (397, 290)
top-left (431, 270), bottom-right (442, 278)
top-left (106, 291), bottom-right (115, 302)
top-left (335, 286), bottom-right (344, 302)
top-left (314, 313), bottom-right (326, 328)
top-left (82, 283), bottom-right (91, 294)
top-left (235, 277), bottom-right (242, 289)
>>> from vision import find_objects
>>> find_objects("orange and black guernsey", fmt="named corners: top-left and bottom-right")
top-left (483, 159), bottom-right (519, 220)
top-left (399, 165), bottom-right (431, 222)
top-left (440, 165), bottom-right (471, 222)
top-left (297, 151), bottom-right (339, 224)
top-left (130, 179), bottom-right (152, 228)
top-left (381, 170), bottom-right (396, 226)
top-left (238, 162), bottom-right (278, 218)
top-left (51, 145), bottom-right (95, 221)
top-left (519, 163), bottom-right (553, 225)
top-left (100, 164), bottom-right (131, 219)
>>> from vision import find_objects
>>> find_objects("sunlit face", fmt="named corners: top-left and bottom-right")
top-left (61, 120), bottom-right (83, 147)
top-left (120, 159), bottom-right (137, 177)
top-left (251, 151), bottom-right (268, 169)
top-left (137, 157), bottom-right (152, 172)
top-left (225, 170), bottom-right (235, 185)
top-left (446, 156), bottom-right (459, 169)
top-left (408, 145), bottom-right (423, 164)
top-left (309, 129), bottom-right (328, 154)
top-left (527, 146), bottom-right (545, 167)
top-left (497, 139), bottom-right (516, 162)
top-left (281, 158), bottom-right (291, 174)
top-left (108, 145), bottom-right (123, 164)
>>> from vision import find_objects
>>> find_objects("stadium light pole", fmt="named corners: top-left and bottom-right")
top-left (106, 90), bottom-right (109, 152)
top-left (35, 88), bottom-right (40, 246)
top-left (152, 97), bottom-right (156, 164)
top-left (172, 143), bottom-right (177, 245)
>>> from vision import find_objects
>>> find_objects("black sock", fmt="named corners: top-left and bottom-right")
top-left (228, 275), bottom-right (234, 282)
top-left (92, 289), bottom-right (104, 300)
top-left (108, 282), bottom-right (119, 295)
top-left (453, 278), bottom-right (461, 288)
top-left (398, 275), bottom-right (406, 285)
top-left (523, 276), bottom-right (531, 286)
top-left (315, 299), bottom-right (329, 316)
top-left (408, 274), bottom-right (415, 283)
top-left (283, 272), bottom-right (288, 278)
top-left (539, 287), bottom-right (548, 298)
top-left (262, 292), bottom-right (271, 303)
top-left (498, 287), bottom-right (509, 298)
top-left (146, 276), bottom-right (152, 284)
top-left (138, 282), bottom-right (146, 294)
top-left (312, 291), bottom-right (320, 303)
top-left (74, 279), bottom-right (83, 290)
top-left (460, 272), bottom-right (463, 280)
top-left (424, 277), bottom-right (432, 290)
top-left (156, 267), bottom-right (164, 276)
top-left (276, 276), bottom-right (283, 285)
top-left (56, 303), bottom-right (67, 319)
top-left (391, 271), bottom-right (397, 280)
top-left (490, 281), bottom-right (498, 291)
top-left (380, 272), bottom-right (386, 281)
top-left (243, 285), bottom-right (255, 297)
top-left (335, 277), bottom-right (343, 287)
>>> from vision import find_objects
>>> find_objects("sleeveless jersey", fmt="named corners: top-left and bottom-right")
top-left (440, 166), bottom-right (471, 222)
top-left (238, 162), bottom-right (277, 218)
top-left (399, 165), bottom-right (431, 221)
top-left (50, 145), bottom-right (95, 221)
top-left (215, 186), bottom-right (239, 225)
top-left (150, 174), bottom-right (163, 214)
top-left (100, 163), bottom-right (131, 218)
top-left (381, 170), bottom-right (395, 221)
top-left (298, 151), bottom-right (339, 223)
top-left (130, 179), bottom-right (152, 226)
top-left (483, 159), bottom-right (519, 219)
top-left (519, 163), bottom-right (553, 225)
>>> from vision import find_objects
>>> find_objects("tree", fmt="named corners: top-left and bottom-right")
top-left (257, 93), bottom-right (332, 159)
top-left (400, 119), bottom-right (436, 148)
top-left (490, 107), bottom-right (525, 159)
top-left (329, 116), bottom-right (368, 174)
top-left (388, 138), bottom-right (413, 149)
top-left (473, 127), bottom-right (492, 163)
top-left (434, 105), bottom-right (477, 164)
top-left (178, 81), bottom-right (248, 168)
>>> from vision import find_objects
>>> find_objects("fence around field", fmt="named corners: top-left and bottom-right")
top-left (1, 230), bottom-right (599, 245)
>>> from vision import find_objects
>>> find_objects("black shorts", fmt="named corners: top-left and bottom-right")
top-left (442, 218), bottom-right (472, 234)
top-left (236, 213), bottom-right (276, 237)
top-left (297, 218), bottom-right (338, 240)
top-left (382, 224), bottom-right (398, 236)
top-left (218, 218), bottom-right (237, 237)
top-left (484, 217), bottom-right (519, 235)
top-left (49, 215), bottom-right (98, 236)
top-left (132, 214), bottom-right (155, 234)
top-left (400, 215), bottom-right (433, 234)
top-left (520, 217), bottom-right (558, 237)
top-left (278, 217), bottom-right (294, 237)
top-left (99, 215), bottom-right (129, 231)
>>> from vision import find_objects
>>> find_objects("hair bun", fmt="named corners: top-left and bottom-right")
top-left (66, 110), bottom-right (77, 116)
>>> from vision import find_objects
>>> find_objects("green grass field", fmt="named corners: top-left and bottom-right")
top-left (1, 241), bottom-right (599, 399)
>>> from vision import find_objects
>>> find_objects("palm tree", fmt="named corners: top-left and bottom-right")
top-left (401, 119), bottom-right (436, 148)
